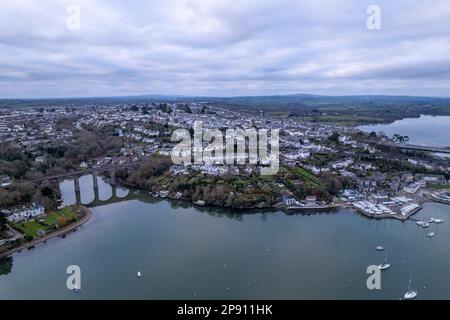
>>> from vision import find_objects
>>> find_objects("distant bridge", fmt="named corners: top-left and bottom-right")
top-left (2, 160), bottom-right (144, 188)
top-left (379, 142), bottom-right (450, 154)
top-left (359, 139), bottom-right (450, 154)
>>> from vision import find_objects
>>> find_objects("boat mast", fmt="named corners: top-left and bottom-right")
top-left (407, 274), bottom-right (412, 290)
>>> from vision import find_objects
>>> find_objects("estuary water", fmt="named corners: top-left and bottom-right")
top-left (359, 115), bottom-right (450, 147)
top-left (1, 176), bottom-right (450, 299)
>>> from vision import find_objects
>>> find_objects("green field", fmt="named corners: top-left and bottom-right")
top-left (43, 207), bottom-right (77, 225)
top-left (13, 221), bottom-right (44, 239)
top-left (309, 114), bottom-right (385, 126)
top-left (290, 167), bottom-right (322, 188)
top-left (429, 183), bottom-right (450, 190)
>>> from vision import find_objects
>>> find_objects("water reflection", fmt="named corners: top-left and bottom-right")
top-left (0, 257), bottom-right (12, 276)
top-left (59, 174), bottom-right (129, 207)
top-left (2, 175), bottom-right (450, 299)
top-left (116, 186), bottom-right (129, 198)
top-left (79, 175), bottom-right (94, 204)
top-left (3, 185), bottom-right (450, 299)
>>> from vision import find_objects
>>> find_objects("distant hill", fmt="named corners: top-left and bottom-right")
top-left (2, 93), bottom-right (450, 125)
top-left (2, 93), bottom-right (450, 109)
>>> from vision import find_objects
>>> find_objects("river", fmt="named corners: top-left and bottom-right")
top-left (1, 176), bottom-right (450, 299)
top-left (359, 115), bottom-right (450, 147)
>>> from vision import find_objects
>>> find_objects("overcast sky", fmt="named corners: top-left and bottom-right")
top-left (1, 0), bottom-right (450, 98)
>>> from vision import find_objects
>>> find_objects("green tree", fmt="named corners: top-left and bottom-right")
top-left (0, 213), bottom-right (7, 231)
top-left (329, 132), bottom-right (340, 142)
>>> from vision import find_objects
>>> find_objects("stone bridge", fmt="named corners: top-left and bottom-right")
top-left (1, 160), bottom-right (143, 189)
top-left (1, 160), bottom-right (145, 207)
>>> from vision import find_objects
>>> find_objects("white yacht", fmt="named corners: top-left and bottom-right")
top-left (376, 245), bottom-right (385, 251)
top-left (421, 222), bottom-right (430, 228)
top-left (427, 231), bottom-right (435, 237)
top-left (404, 278), bottom-right (418, 300)
top-left (378, 263), bottom-right (390, 270)
top-left (137, 271), bottom-right (142, 278)
top-left (378, 251), bottom-right (390, 271)
top-left (434, 218), bottom-right (444, 223)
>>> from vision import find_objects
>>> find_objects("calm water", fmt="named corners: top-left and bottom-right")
top-left (359, 115), bottom-right (450, 147)
top-left (1, 176), bottom-right (450, 299)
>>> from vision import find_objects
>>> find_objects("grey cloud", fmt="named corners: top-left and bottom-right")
top-left (0, 0), bottom-right (449, 98)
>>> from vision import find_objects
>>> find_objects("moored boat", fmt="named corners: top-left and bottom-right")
top-left (404, 276), bottom-right (417, 300)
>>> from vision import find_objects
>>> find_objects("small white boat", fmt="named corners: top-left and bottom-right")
top-left (434, 218), bottom-right (444, 223)
top-left (378, 251), bottom-right (390, 270)
top-left (404, 290), bottom-right (417, 299)
top-left (376, 245), bottom-right (385, 251)
top-left (427, 232), bottom-right (435, 237)
top-left (378, 263), bottom-right (390, 270)
top-left (421, 222), bottom-right (430, 228)
top-left (416, 221), bottom-right (424, 226)
top-left (404, 277), bottom-right (417, 300)
top-left (73, 285), bottom-right (80, 293)
top-left (137, 271), bottom-right (142, 278)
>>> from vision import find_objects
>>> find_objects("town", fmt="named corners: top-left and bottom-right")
top-left (1, 99), bottom-right (450, 253)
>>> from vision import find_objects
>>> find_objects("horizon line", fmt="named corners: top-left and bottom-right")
top-left (1, 92), bottom-right (450, 101)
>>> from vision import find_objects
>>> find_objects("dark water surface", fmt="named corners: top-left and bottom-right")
top-left (1, 177), bottom-right (450, 299)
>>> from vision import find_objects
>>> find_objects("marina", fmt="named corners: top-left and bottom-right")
top-left (352, 198), bottom-right (422, 220)
top-left (427, 190), bottom-right (450, 205)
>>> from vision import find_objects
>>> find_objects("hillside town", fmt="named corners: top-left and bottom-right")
top-left (1, 101), bottom-right (450, 229)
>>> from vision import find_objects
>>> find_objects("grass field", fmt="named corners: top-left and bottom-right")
top-left (43, 207), bottom-right (77, 225)
top-left (290, 167), bottom-right (322, 188)
top-left (429, 183), bottom-right (450, 190)
top-left (310, 114), bottom-right (385, 126)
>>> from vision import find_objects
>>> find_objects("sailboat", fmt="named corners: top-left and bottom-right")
top-left (427, 228), bottom-right (435, 237)
top-left (404, 276), bottom-right (418, 300)
top-left (378, 251), bottom-right (390, 271)
top-left (434, 218), bottom-right (444, 223)
top-left (376, 245), bottom-right (385, 251)
top-left (137, 271), bottom-right (142, 278)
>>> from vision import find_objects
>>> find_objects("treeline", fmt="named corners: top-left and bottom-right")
top-left (0, 143), bottom-right (30, 179)
top-left (125, 156), bottom-right (173, 188)
top-left (122, 157), bottom-right (277, 208)
top-left (0, 181), bottom-right (60, 210)
top-left (0, 125), bottom-right (123, 210)
top-left (279, 168), bottom-right (354, 203)
top-left (61, 129), bottom-right (123, 167)
top-left (41, 128), bottom-right (124, 171)
top-left (121, 156), bottom-right (352, 208)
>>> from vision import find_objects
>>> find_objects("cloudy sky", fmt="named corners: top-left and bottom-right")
top-left (1, 0), bottom-right (450, 98)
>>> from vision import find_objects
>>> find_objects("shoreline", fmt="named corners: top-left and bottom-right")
top-left (0, 206), bottom-right (92, 260)
top-left (351, 205), bottom-right (422, 221)
top-left (123, 180), bottom-right (436, 220)
top-left (0, 192), bottom-right (446, 262)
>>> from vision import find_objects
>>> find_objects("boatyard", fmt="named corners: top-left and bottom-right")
top-left (426, 189), bottom-right (450, 205)
top-left (339, 191), bottom-right (423, 220)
